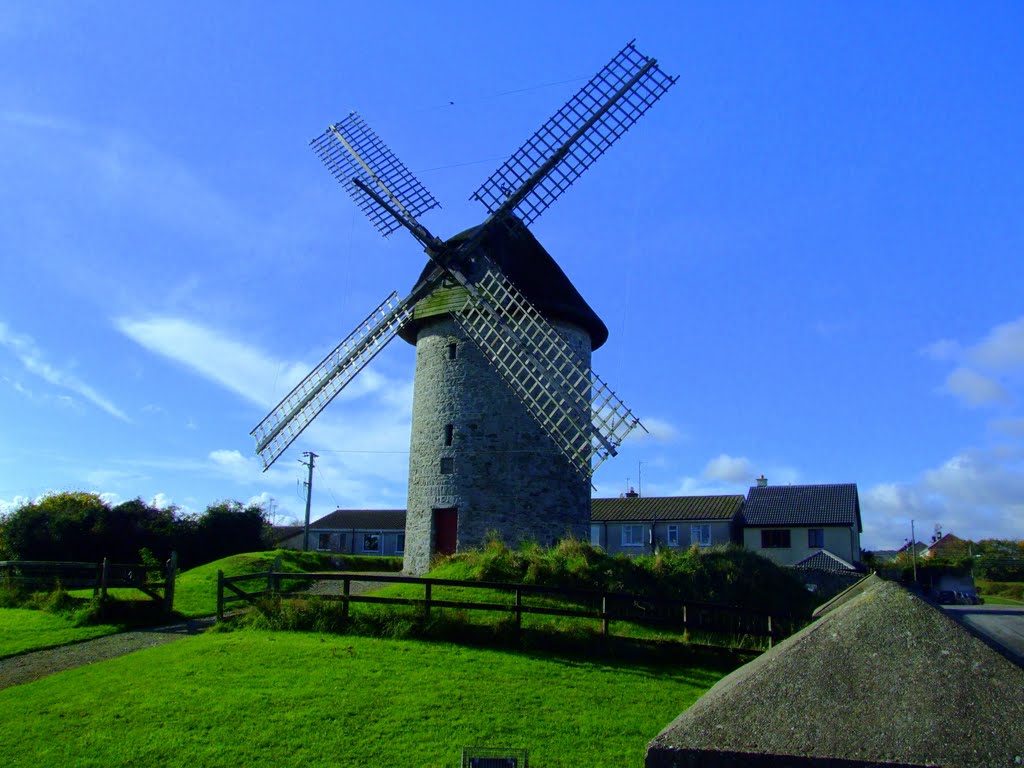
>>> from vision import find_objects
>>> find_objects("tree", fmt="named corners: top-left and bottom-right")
top-left (1, 492), bottom-right (111, 561)
top-left (179, 500), bottom-right (270, 567)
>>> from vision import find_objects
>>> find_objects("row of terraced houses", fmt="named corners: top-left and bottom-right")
top-left (274, 479), bottom-right (864, 576)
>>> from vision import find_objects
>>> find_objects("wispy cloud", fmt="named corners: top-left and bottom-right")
top-left (703, 453), bottom-right (753, 484)
top-left (0, 320), bottom-right (129, 421)
top-left (862, 446), bottom-right (1024, 548)
top-left (943, 367), bottom-right (1010, 407)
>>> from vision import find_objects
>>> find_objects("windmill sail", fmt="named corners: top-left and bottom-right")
top-left (311, 112), bottom-right (441, 238)
top-left (455, 258), bottom-right (643, 477)
top-left (251, 292), bottom-right (412, 469)
top-left (471, 40), bottom-right (677, 226)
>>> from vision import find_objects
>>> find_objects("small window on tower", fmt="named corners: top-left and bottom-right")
top-left (447, 342), bottom-right (457, 360)
top-left (444, 424), bottom-right (454, 446)
top-left (440, 457), bottom-right (454, 475)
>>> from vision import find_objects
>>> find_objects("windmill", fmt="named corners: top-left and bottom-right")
top-left (251, 41), bottom-right (677, 573)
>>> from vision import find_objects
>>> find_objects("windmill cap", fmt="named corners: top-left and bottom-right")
top-left (397, 216), bottom-right (609, 349)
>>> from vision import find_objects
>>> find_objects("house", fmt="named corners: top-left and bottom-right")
top-left (923, 532), bottom-right (970, 559)
top-left (740, 481), bottom-right (862, 568)
top-left (277, 509), bottom-right (407, 556)
top-left (590, 493), bottom-right (744, 554)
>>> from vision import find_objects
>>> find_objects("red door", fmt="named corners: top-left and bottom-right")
top-left (433, 507), bottom-right (458, 556)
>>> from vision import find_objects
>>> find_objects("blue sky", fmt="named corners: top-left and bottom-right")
top-left (1, 3), bottom-right (1021, 550)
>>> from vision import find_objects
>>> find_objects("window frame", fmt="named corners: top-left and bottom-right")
top-left (808, 528), bottom-right (825, 548)
top-left (396, 533), bottom-right (405, 554)
top-left (666, 525), bottom-right (679, 546)
top-left (317, 533), bottom-right (332, 551)
top-left (761, 529), bottom-right (791, 549)
top-left (621, 524), bottom-right (645, 547)
top-left (362, 532), bottom-right (381, 554)
top-left (690, 524), bottom-right (712, 547)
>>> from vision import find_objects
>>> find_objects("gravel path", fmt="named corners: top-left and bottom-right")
top-left (0, 617), bottom-right (216, 691)
top-left (0, 574), bottom-right (393, 692)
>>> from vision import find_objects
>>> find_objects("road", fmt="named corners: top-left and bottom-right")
top-left (942, 603), bottom-right (1024, 665)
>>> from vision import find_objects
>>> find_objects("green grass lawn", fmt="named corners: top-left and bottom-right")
top-left (0, 630), bottom-right (726, 767)
top-left (0, 608), bottom-right (122, 658)
top-left (981, 595), bottom-right (1024, 606)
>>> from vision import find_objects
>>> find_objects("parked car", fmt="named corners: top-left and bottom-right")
top-left (936, 590), bottom-right (957, 605)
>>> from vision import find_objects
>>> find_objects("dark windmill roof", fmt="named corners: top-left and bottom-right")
top-left (591, 495), bottom-right (744, 523)
top-left (741, 483), bottom-right (862, 532)
top-left (310, 509), bottom-right (407, 530)
top-left (793, 549), bottom-right (858, 572)
top-left (397, 215), bottom-right (609, 349)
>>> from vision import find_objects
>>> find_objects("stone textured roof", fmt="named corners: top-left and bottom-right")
top-left (397, 214), bottom-right (609, 349)
top-left (310, 509), bottom-right (407, 530)
top-left (646, 576), bottom-right (1024, 767)
top-left (590, 495), bottom-right (744, 523)
top-left (793, 549), bottom-right (857, 572)
top-left (741, 483), bottom-right (862, 532)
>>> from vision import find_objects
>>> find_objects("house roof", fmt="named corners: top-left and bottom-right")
top-left (267, 525), bottom-right (303, 544)
top-left (741, 483), bottom-right (862, 532)
top-left (925, 533), bottom-right (968, 558)
top-left (793, 549), bottom-right (858, 572)
top-left (310, 509), bottom-right (407, 530)
top-left (590, 495), bottom-right (744, 523)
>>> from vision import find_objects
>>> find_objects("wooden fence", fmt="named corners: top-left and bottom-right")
top-left (1, 553), bottom-right (177, 613)
top-left (217, 568), bottom-right (787, 645)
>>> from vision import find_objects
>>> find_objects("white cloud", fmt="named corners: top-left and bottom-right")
top-left (703, 453), bottom-right (753, 483)
top-left (969, 316), bottom-right (1024, 370)
top-left (861, 448), bottom-right (1024, 549)
top-left (991, 417), bottom-right (1024, 437)
top-left (0, 320), bottom-right (129, 421)
top-left (919, 338), bottom-right (961, 361)
top-left (0, 495), bottom-right (30, 516)
top-left (943, 367), bottom-right (1009, 407)
top-left (151, 492), bottom-right (174, 510)
top-left (630, 416), bottom-right (680, 443)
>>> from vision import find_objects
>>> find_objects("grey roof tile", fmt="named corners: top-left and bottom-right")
top-left (591, 495), bottom-right (744, 523)
top-left (793, 549), bottom-right (858, 572)
top-left (741, 483), bottom-right (861, 532)
top-left (310, 509), bottom-right (407, 530)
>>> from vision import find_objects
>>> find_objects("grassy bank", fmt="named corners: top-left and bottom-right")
top-left (0, 608), bottom-right (122, 658)
top-left (0, 630), bottom-right (726, 767)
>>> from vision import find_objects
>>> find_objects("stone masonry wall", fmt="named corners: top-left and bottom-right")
top-left (404, 314), bottom-right (591, 575)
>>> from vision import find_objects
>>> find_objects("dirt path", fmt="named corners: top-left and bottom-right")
top-left (0, 573), bottom-right (393, 691)
top-left (0, 617), bottom-right (216, 691)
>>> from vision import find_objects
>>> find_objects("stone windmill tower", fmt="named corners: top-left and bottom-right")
top-left (251, 41), bottom-right (677, 574)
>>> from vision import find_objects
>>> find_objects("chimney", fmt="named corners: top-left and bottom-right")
top-left (625, 487), bottom-right (639, 498)
top-left (756, 474), bottom-right (768, 488)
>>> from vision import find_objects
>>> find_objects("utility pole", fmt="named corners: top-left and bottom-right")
top-left (910, 519), bottom-right (918, 584)
top-left (301, 452), bottom-right (318, 552)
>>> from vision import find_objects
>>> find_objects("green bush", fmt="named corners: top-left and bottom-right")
top-left (977, 580), bottom-right (1024, 600)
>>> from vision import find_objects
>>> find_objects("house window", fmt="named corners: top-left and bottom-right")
top-left (666, 525), bottom-right (679, 546)
top-left (590, 525), bottom-right (602, 547)
top-left (761, 529), bottom-right (791, 548)
top-left (362, 533), bottom-right (381, 553)
top-left (338, 533), bottom-right (347, 551)
top-left (447, 341), bottom-right (457, 360)
top-left (444, 424), bottom-right (454, 446)
top-left (317, 533), bottom-right (332, 551)
top-left (690, 524), bottom-right (711, 547)
top-left (621, 524), bottom-right (645, 547)
top-left (396, 533), bottom-right (405, 554)
top-left (808, 529), bottom-right (825, 548)
top-left (440, 457), bottom-right (454, 474)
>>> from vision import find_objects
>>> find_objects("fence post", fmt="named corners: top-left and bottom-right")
top-left (601, 595), bottom-right (609, 637)
top-left (425, 582), bottom-right (432, 620)
top-left (217, 570), bottom-right (224, 622)
top-left (163, 552), bottom-right (177, 614)
top-left (342, 576), bottom-right (350, 620)
top-left (768, 615), bottom-right (773, 649)
top-left (682, 604), bottom-right (687, 630)
top-left (515, 588), bottom-right (522, 635)
top-left (100, 558), bottom-right (109, 600)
